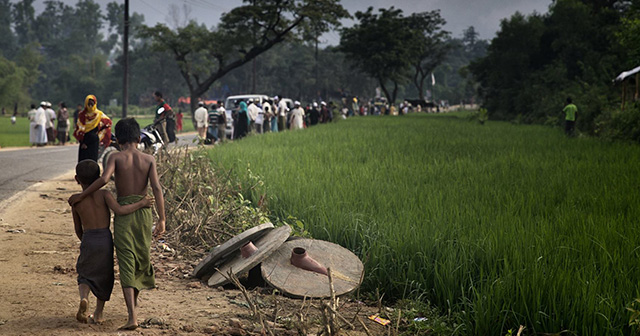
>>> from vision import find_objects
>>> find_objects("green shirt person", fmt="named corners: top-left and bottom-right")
top-left (563, 97), bottom-right (578, 137)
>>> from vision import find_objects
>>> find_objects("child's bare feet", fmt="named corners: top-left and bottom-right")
top-left (118, 321), bottom-right (138, 330)
top-left (88, 312), bottom-right (105, 324)
top-left (76, 299), bottom-right (88, 323)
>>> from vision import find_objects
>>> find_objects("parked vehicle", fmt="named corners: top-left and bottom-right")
top-left (224, 94), bottom-right (270, 139)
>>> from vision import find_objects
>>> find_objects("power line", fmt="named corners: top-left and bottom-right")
top-left (139, 0), bottom-right (170, 18)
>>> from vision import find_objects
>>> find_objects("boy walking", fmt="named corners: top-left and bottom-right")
top-left (72, 159), bottom-right (151, 324)
top-left (69, 118), bottom-right (166, 330)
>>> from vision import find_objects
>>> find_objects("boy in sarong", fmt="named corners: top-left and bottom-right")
top-left (72, 160), bottom-right (152, 324)
top-left (69, 118), bottom-right (166, 330)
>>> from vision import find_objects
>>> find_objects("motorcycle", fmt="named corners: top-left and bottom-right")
top-left (98, 120), bottom-right (165, 168)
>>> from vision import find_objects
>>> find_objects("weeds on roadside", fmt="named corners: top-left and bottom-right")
top-left (156, 147), bottom-right (271, 257)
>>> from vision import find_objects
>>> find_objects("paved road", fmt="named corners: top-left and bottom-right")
top-left (0, 133), bottom-right (198, 203)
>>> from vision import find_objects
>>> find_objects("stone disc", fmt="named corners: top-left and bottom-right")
top-left (192, 222), bottom-right (274, 279)
top-left (207, 225), bottom-right (291, 287)
top-left (260, 239), bottom-right (364, 298)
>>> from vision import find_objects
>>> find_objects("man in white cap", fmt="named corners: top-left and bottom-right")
top-left (194, 100), bottom-right (208, 141)
top-left (247, 98), bottom-right (259, 133)
top-left (309, 102), bottom-right (320, 126)
top-left (45, 101), bottom-right (56, 145)
top-left (275, 96), bottom-right (288, 132)
top-left (289, 101), bottom-right (305, 130)
top-left (34, 101), bottom-right (48, 146)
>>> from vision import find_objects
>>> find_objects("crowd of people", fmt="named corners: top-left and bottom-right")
top-left (194, 95), bottom-right (337, 143)
top-left (27, 100), bottom-right (77, 147)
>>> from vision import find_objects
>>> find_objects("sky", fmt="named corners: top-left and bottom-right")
top-left (28, 0), bottom-right (552, 43)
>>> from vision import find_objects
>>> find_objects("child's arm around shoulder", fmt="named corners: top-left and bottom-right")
top-left (101, 190), bottom-right (152, 216)
top-left (72, 206), bottom-right (83, 241)
top-left (148, 155), bottom-right (166, 237)
top-left (68, 153), bottom-right (118, 206)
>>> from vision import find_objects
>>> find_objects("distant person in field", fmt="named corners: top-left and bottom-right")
top-left (72, 159), bottom-right (151, 325)
top-left (57, 102), bottom-right (69, 145)
top-left (289, 101), bottom-right (305, 130)
top-left (563, 97), bottom-right (578, 137)
top-left (74, 95), bottom-right (112, 162)
top-left (69, 118), bottom-right (166, 330)
top-left (194, 101), bottom-right (208, 140)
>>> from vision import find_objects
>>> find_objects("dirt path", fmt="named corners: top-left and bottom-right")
top-left (0, 172), bottom-right (382, 335)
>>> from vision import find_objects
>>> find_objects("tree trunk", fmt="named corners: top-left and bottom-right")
top-left (190, 92), bottom-right (198, 129)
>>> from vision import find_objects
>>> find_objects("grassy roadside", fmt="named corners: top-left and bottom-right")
top-left (207, 112), bottom-right (640, 335)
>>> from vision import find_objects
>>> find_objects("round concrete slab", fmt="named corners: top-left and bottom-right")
top-left (207, 225), bottom-right (291, 287)
top-left (192, 222), bottom-right (274, 279)
top-left (261, 239), bottom-right (364, 298)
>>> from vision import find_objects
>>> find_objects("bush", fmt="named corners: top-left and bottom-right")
top-left (594, 104), bottom-right (640, 142)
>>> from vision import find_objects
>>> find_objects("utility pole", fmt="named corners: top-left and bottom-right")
top-left (122, 0), bottom-right (129, 118)
top-left (315, 28), bottom-right (319, 100)
top-left (252, 58), bottom-right (256, 92)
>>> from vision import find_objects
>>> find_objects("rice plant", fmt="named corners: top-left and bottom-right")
top-left (208, 113), bottom-right (640, 335)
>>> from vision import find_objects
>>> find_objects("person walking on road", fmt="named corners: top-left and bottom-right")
top-left (194, 101), bottom-right (208, 141)
top-left (289, 101), bottom-right (305, 130)
top-left (57, 102), bottom-right (70, 145)
top-left (45, 102), bottom-right (56, 145)
top-left (217, 103), bottom-right (227, 142)
top-left (234, 99), bottom-right (249, 140)
top-left (28, 104), bottom-right (38, 146)
top-left (74, 95), bottom-right (112, 162)
top-left (33, 102), bottom-right (48, 146)
top-left (153, 91), bottom-right (171, 144)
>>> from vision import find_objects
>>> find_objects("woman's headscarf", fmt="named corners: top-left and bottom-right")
top-left (73, 95), bottom-right (112, 147)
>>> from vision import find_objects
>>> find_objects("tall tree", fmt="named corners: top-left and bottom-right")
top-left (11, 0), bottom-right (36, 47)
top-left (139, 0), bottom-right (348, 114)
top-left (0, 0), bottom-right (16, 59)
top-left (339, 7), bottom-right (417, 105)
top-left (406, 10), bottom-right (450, 101)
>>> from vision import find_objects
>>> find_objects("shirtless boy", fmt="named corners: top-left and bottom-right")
top-left (72, 159), bottom-right (151, 324)
top-left (69, 118), bottom-right (166, 330)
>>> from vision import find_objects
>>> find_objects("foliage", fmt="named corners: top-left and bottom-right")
top-left (469, 0), bottom-right (640, 140)
top-left (209, 114), bottom-right (640, 335)
top-left (339, 7), bottom-right (418, 104)
top-left (0, 55), bottom-right (31, 110)
top-left (139, 0), bottom-right (349, 113)
top-left (406, 10), bottom-right (450, 101)
top-left (156, 147), bottom-right (273, 257)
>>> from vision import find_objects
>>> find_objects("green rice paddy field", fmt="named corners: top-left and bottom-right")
top-left (209, 113), bottom-right (640, 335)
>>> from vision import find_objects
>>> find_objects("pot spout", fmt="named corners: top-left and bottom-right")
top-left (290, 247), bottom-right (328, 276)
top-left (241, 241), bottom-right (258, 258)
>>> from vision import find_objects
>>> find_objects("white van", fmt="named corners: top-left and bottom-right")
top-left (224, 94), bottom-right (270, 139)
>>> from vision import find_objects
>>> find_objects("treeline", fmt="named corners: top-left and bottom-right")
top-left (470, 0), bottom-right (640, 141)
top-left (0, 0), bottom-right (485, 116)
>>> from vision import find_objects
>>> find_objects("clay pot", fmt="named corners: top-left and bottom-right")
top-left (290, 247), bottom-right (328, 276)
top-left (240, 241), bottom-right (258, 258)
